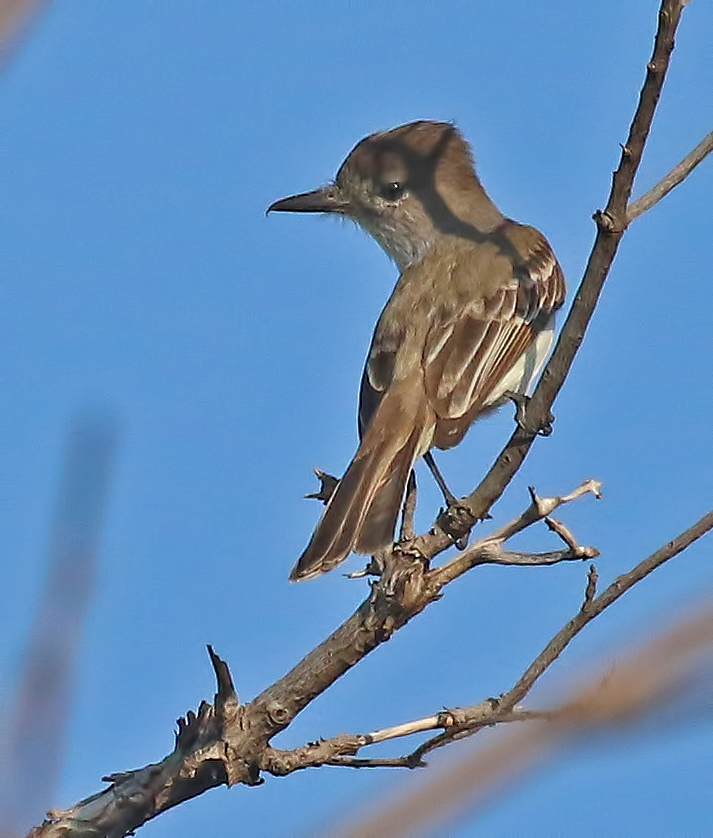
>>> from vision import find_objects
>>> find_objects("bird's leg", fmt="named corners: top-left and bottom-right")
top-left (504, 391), bottom-right (554, 437)
top-left (399, 470), bottom-right (418, 541)
top-left (395, 472), bottom-right (437, 563)
top-left (305, 468), bottom-right (340, 504)
top-left (423, 451), bottom-right (459, 507)
top-left (423, 451), bottom-right (471, 549)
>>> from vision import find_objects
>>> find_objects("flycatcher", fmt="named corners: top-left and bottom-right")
top-left (269, 120), bottom-right (565, 581)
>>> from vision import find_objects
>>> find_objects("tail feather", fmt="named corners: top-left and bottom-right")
top-left (290, 385), bottom-right (430, 581)
top-left (354, 449), bottom-right (414, 555)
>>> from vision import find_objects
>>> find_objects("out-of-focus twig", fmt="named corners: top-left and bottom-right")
top-left (0, 414), bottom-right (119, 836)
top-left (0, 0), bottom-right (50, 64)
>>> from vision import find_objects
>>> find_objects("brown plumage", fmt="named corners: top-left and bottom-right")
top-left (268, 121), bottom-right (565, 581)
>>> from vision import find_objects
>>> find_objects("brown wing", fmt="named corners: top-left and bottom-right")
top-left (358, 305), bottom-right (403, 439)
top-left (424, 222), bottom-right (565, 450)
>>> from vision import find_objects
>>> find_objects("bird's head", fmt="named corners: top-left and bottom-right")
top-left (268, 121), bottom-right (500, 269)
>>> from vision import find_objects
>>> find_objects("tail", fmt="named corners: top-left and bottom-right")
top-left (290, 383), bottom-right (431, 581)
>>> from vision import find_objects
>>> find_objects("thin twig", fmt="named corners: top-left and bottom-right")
top-left (328, 757), bottom-right (413, 769)
top-left (627, 130), bottom-right (713, 221)
top-left (545, 516), bottom-right (591, 555)
top-left (581, 564), bottom-right (599, 613)
top-left (431, 479), bottom-right (601, 584)
top-left (329, 603), bottom-right (713, 838)
top-left (408, 508), bottom-right (713, 764)
top-left (479, 546), bottom-right (596, 566)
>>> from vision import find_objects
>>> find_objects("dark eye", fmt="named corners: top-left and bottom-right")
top-left (379, 181), bottom-right (405, 201)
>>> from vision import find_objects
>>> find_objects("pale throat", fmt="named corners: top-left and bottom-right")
top-left (351, 180), bottom-right (504, 271)
top-left (355, 212), bottom-right (436, 271)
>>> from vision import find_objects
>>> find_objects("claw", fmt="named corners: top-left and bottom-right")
top-left (436, 503), bottom-right (475, 546)
top-left (344, 555), bottom-right (384, 579)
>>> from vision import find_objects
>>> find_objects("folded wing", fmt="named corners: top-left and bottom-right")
top-left (423, 223), bottom-right (565, 449)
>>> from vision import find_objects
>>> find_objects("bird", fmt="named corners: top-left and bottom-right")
top-left (268, 120), bottom-right (565, 581)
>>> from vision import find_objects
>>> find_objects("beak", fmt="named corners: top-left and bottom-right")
top-left (267, 185), bottom-right (351, 215)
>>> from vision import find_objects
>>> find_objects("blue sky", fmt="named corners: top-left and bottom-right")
top-left (1, 2), bottom-right (712, 835)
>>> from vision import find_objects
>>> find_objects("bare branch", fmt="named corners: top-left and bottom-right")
top-left (26, 3), bottom-right (706, 836)
top-left (506, 509), bottom-right (713, 708)
top-left (328, 603), bottom-right (713, 838)
top-left (431, 479), bottom-right (601, 584)
top-left (328, 756), bottom-right (413, 769)
top-left (408, 508), bottom-right (713, 764)
top-left (545, 516), bottom-right (592, 553)
top-left (627, 130), bottom-right (713, 221)
top-left (272, 707), bottom-right (540, 773)
top-left (55, 506), bottom-right (707, 828)
top-left (368, 714), bottom-right (455, 745)
top-left (364, 704), bottom-right (532, 747)
top-left (22, 478), bottom-right (603, 836)
top-left (479, 546), bottom-right (596, 566)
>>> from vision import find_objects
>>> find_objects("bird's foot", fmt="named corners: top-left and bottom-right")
top-left (305, 468), bottom-right (340, 504)
top-left (344, 552), bottom-right (387, 580)
top-left (344, 559), bottom-right (382, 579)
top-left (395, 534), bottom-right (430, 560)
top-left (422, 451), bottom-right (473, 546)
top-left (423, 451), bottom-right (459, 506)
top-left (504, 391), bottom-right (554, 437)
top-left (436, 502), bottom-right (475, 549)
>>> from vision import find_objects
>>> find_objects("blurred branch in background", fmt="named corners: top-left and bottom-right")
top-left (0, 0), bottom-right (49, 65)
top-left (329, 602), bottom-right (713, 838)
top-left (0, 414), bottom-right (119, 837)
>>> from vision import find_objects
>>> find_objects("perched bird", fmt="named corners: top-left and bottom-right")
top-left (269, 120), bottom-right (565, 581)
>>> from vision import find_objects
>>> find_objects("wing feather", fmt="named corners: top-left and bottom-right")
top-left (359, 220), bottom-right (565, 450)
top-left (425, 222), bottom-right (565, 449)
